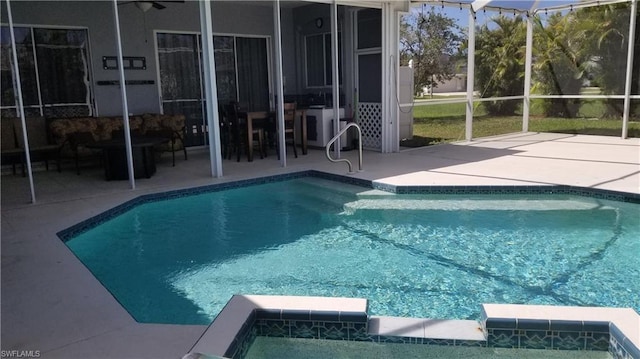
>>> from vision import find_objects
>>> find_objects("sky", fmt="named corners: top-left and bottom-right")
top-left (405, 0), bottom-right (580, 34)
top-left (406, 2), bottom-right (524, 34)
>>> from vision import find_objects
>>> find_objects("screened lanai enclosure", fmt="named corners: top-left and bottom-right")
top-left (401, 0), bottom-right (639, 146)
top-left (1, 0), bottom-right (637, 203)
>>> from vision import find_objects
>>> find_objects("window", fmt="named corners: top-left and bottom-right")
top-left (305, 32), bottom-right (341, 88)
top-left (1, 26), bottom-right (93, 118)
top-left (357, 9), bottom-right (381, 50)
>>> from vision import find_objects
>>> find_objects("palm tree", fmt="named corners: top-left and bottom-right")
top-left (575, 2), bottom-right (639, 118)
top-left (531, 12), bottom-right (587, 118)
top-left (474, 15), bottom-right (526, 115)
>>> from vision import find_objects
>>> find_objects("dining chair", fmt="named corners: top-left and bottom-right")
top-left (277, 102), bottom-right (298, 159)
top-left (218, 105), bottom-right (232, 160)
top-left (225, 101), bottom-right (265, 162)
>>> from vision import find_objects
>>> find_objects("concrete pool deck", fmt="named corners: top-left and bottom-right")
top-left (1, 132), bottom-right (639, 358)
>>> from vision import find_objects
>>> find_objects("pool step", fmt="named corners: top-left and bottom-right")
top-left (356, 189), bottom-right (398, 199)
top-left (342, 197), bottom-right (616, 213)
top-left (293, 177), bottom-right (363, 209)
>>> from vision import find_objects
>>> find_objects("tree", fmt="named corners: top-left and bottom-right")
top-left (574, 3), bottom-right (640, 118)
top-left (531, 12), bottom-right (587, 118)
top-left (474, 15), bottom-right (527, 115)
top-left (531, 3), bottom-right (639, 119)
top-left (400, 6), bottom-right (464, 96)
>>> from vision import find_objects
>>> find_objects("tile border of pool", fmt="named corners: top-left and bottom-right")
top-left (185, 295), bottom-right (639, 359)
top-left (56, 169), bottom-right (640, 242)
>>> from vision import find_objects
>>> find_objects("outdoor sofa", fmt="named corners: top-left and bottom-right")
top-left (48, 113), bottom-right (187, 174)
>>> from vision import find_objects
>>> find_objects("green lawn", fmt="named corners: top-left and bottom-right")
top-left (402, 101), bottom-right (640, 147)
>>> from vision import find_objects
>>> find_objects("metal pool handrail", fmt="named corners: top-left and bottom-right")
top-left (325, 122), bottom-right (363, 174)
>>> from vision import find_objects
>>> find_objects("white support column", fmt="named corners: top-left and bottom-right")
top-left (200, 0), bottom-right (223, 177)
top-left (381, 2), bottom-right (392, 153)
top-left (112, 0), bottom-right (135, 189)
top-left (273, 0), bottom-right (286, 166)
top-left (6, 0), bottom-right (36, 203)
top-left (391, 9), bottom-right (401, 153)
top-left (622, 0), bottom-right (638, 139)
top-left (331, 1), bottom-right (341, 158)
top-left (522, 13), bottom-right (534, 132)
top-left (465, 9), bottom-right (476, 141)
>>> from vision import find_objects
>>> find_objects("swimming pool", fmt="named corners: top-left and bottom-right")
top-left (62, 174), bottom-right (640, 325)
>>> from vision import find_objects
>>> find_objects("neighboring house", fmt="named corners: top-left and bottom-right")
top-left (418, 55), bottom-right (467, 96)
top-left (1, 0), bottom-right (409, 154)
top-left (421, 73), bottom-right (466, 95)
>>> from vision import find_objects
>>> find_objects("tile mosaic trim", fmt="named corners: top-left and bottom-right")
top-left (223, 310), bottom-right (257, 359)
top-left (58, 170), bottom-right (639, 242)
top-left (376, 183), bottom-right (640, 203)
top-left (220, 309), bottom-right (369, 359)
top-left (251, 317), bottom-right (485, 347)
top-left (189, 296), bottom-right (640, 359)
top-left (57, 170), bottom-right (365, 241)
top-left (483, 316), bottom-right (638, 357)
top-left (610, 323), bottom-right (640, 359)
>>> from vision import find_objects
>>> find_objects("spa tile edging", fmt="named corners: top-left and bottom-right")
top-left (610, 322), bottom-right (640, 359)
top-left (185, 296), bottom-right (640, 359)
top-left (186, 295), bottom-right (368, 359)
top-left (482, 304), bottom-right (639, 359)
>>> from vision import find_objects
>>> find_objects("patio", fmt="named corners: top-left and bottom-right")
top-left (1, 132), bottom-right (639, 358)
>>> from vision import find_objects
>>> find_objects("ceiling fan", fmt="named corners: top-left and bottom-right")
top-left (119, 1), bottom-right (185, 12)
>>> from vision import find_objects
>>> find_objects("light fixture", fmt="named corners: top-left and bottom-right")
top-left (135, 1), bottom-right (153, 13)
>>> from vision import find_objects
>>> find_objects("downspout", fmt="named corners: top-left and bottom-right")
top-left (465, 7), bottom-right (476, 141)
top-left (112, 0), bottom-right (136, 189)
top-left (200, 0), bottom-right (223, 177)
top-left (274, 0), bottom-right (286, 166)
top-left (6, 0), bottom-right (36, 203)
top-left (622, 0), bottom-right (638, 139)
top-left (522, 12), bottom-right (533, 132)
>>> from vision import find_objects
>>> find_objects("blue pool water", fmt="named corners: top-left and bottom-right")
top-left (65, 177), bottom-right (640, 325)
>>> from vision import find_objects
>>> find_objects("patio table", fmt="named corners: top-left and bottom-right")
top-left (86, 137), bottom-right (169, 180)
top-left (243, 109), bottom-right (307, 162)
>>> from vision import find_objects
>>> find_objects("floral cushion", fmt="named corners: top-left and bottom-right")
top-left (49, 114), bottom-right (185, 158)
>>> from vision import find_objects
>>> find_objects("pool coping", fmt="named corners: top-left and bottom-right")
top-left (184, 295), bottom-right (640, 359)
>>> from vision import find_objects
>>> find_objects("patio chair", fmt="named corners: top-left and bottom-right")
top-left (224, 101), bottom-right (265, 162)
top-left (11, 117), bottom-right (62, 174)
top-left (218, 105), bottom-right (233, 160)
top-left (1, 117), bottom-right (24, 175)
top-left (277, 102), bottom-right (298, 159)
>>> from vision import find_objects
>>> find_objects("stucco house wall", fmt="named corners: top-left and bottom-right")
top-left (2, 1), bottom-right (298, 116)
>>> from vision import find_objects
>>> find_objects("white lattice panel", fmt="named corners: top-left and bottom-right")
top-left (357, 102), bottom-right (382, 150)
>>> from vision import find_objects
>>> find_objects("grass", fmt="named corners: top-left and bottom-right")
top-left (401, 101), bottom-right (640, 147)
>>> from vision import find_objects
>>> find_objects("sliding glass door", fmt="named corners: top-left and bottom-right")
top-left (157, 32), bottom-right (270, 147)
top-left (235, 37), bottom-right (269, 111)
top-left (157, 32), bottom-right (205, 147)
